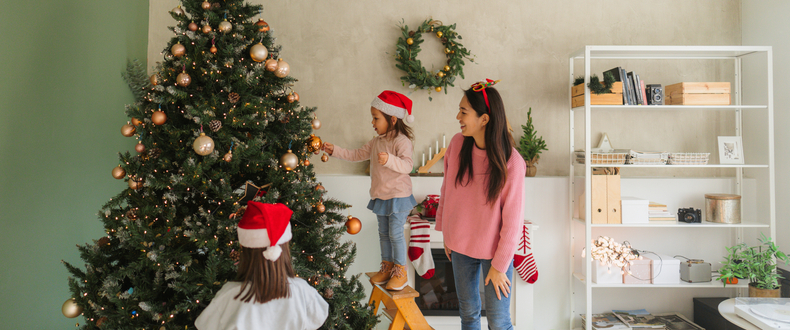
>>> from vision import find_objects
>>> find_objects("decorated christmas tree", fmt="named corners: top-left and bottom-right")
top-left (62, 1), bottom-right (377, 329)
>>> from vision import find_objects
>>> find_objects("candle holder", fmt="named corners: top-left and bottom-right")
top-left (417, 147), bottom-right (446, 174)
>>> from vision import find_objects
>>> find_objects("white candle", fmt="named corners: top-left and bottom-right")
top-left (429, 146), bottom-right (432, 157)
top-left (422, 153), bottom-right (425, 166)
top-left (443, 134), bottom-right (446, 148)
top-left (436, 140), bottom-right (439, 153)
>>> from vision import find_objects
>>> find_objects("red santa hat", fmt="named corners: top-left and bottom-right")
top-left (371, 90), bottom-right (414, 123)
top-left (237, 201), bottom-right (293, 261)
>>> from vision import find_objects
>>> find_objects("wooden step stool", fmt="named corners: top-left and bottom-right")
top-left (365, 272), bottom-right (433, 330)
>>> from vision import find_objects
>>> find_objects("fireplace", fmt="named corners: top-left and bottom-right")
top-left (412, 249), bottom-right (487, 316)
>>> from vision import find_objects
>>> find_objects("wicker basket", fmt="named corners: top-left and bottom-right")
top-left (668, 153), bottom-right (710, 165)
top-left (575, 151), bottom-right (628, 165)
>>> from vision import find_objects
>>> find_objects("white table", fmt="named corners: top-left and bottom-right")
top-left (718, 298), bottom-right (761, 330)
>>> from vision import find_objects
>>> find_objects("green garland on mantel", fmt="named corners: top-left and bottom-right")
top-left (395, 18), bottom-right (474, 100)
top-left (574, 72), bottom-right (615, 94)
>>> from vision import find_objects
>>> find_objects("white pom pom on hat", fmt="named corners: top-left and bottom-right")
top-left (371, 90), bottom-right (414, 123)
top-left (237, 201), bottom-right (294, 261)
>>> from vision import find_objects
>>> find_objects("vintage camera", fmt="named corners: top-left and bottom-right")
top-left (680, 259), bottom-right (712, 283)
top-left (646, 84), bottom-right (663, 105)
top-left (677, 207), bottom-right (702, 223)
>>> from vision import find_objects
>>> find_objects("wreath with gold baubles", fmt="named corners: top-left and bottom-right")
top-left (395, 19), bottom-right (473, 100)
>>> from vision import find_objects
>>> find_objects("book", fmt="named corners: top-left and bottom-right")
top-left (581, 312), bottom-right (629, 329)
top-left (634, 73), bottom-right (644, 105)
top-left (640, 79), bottom-right (648, 105)
top-left (621, 68), bottom-right (633, 105)
top-left (627, 72), bottom-right (639, 105)
top-left (649, 201), bottom-right (668, 211)
top-left (612, 309), bottom-right (666, 328)
top-left (604, 67), bottom-right (628, 105)
top-left (652, 312), bottom-right (705, 329)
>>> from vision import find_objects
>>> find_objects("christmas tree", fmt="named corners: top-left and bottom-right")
top-left (62, 1), bottom-right (378, 329)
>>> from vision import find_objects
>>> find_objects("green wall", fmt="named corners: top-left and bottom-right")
top-left (0, 1), bottom-right (149, 328)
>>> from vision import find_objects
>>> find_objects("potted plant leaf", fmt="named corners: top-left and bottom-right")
top-left (517, 107), bottom-right (548, 177)
top-left (717, 233), bottom-right (790, 297)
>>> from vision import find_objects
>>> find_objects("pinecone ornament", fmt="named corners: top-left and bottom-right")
top-left (148, 148), bottom-right (162, 159)
top-left (209, 120), bottom-right (222, 132)
top-left (228, 92), bottom-right (240, 103)
top-left (323, 287), bottom-right (334, 299)
top-left (229, 250), bottom-right (240, 262)
top-left (408, 31), bottom-right (415, 37)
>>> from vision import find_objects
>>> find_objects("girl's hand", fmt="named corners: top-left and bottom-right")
top-left (443, 243), bottom-right (452, 262)
top-left (378, 152), bottom-right (388, 165)
top-left (322, 142), bottom-right (334, 155)
top-left (484, 266), bottom-right (511, 300)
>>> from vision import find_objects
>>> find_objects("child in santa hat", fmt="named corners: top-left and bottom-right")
top-left (322, 90), bottom-right (416, 291)
top-left (195, 202), bottom-right (328, 330)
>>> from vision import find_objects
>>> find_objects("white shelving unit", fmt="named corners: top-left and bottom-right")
top-left (568, 46), bottom-right (774, 330)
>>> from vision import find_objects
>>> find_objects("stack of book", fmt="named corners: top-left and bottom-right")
top-left (581, 309), bottom-right (705, 329)
top-left (604, 67), bottom-right (650, 106)
top-left (648, 202), bottom-right (675, 221)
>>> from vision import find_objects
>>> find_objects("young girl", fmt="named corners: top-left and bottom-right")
top-left (435, 80), bottom-right (525, 330)
top-left (322, 90), bottom-right (417, 291)
top-left (195, 201), bottom-right (329, 330)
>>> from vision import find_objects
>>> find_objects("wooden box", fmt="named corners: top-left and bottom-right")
top-left (571, 82), bottom-right (623, 107)
top-left (665, 82), bottom-right (731, 105)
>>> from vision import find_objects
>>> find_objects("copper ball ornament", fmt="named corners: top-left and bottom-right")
top-left (293, 92), bottom-right (300, 102)
top-left (177, 72), bottom-right (191, 87)
top-left (223, 151), bottom-right (233, 162)
top-left (151, 110), bottom-right (167, 125)
top-left (188, 21), bottom-right (198, 31)
top-left (274, 59), bottom-right (290, 78)
top-left (321, 153), bottom-right (329, 162)
top-left (316, 203), bottom-right (325, 213)
top-left (307, 134), bottom-right (323, 152)
top-left (287, 93), bottom-right (295, 103)
top-left (131, 117), bottom-right (142, 126)
top-left (112, 166), bottom-right (126, 179)
top-left (128, 177), bottom-right (143, 190)
top-left (307, 255), bottom-right (315, 262)
top-left (264, 58), bottom-right (278, 72)
top-left (202, 24), bottom-right (212, 34)
top-left (96, 317), bottom-right (108, 327)
top-left (193, 133), bottom-right (215, 156)
top-left (135, 142), bottom-right (146, 153)
top-left (149, 74), bottom-right (159, 86)
top-left (171, 43), bottom-right (186, 57)
top-left (62, 298), bottom-right (83, 318)
top-left (345, 216), bottom-right (362, 235)
top-left (255, 19), bottom-right (270, 32)
top-left (210, 45), bottom-right (217, 54)
top-left (201, 1), bottom-right (211, 9)
top-left (406, 38), bottom-right (414, 45)
top-left (250, 43), bottom-right (268, 62)
top-left (121, 124), bottom-right (136, 137)
top-left (315, 184), bottom-right (325, 191)
top-left (171, 6), bottom-right (185, 16)
top-left (311, 117), bottom-right (322, 130)
top-left (303, 159), bottom-right (310, 166)
top-left (280, 150), bottom-right (298, 171)
top-left (218, 20), bottom-right (232, 33)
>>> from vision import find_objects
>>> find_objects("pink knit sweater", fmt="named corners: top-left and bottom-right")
top-left (331, 131), bottom-right (414, 200)
top-left (435, 133), bottom-right (526, 272)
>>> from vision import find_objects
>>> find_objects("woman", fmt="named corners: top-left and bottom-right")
top-left (435, 80), bottom-right (525, 330)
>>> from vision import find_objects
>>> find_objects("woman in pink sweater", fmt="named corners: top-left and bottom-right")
top-left (435, 80), bottom-right (525, 330)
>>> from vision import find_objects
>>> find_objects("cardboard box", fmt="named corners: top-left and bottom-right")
top-left (645, 254), bottom-right (680, 284)
top-left (665, 82), bottom-right (731, 105)
top-left (571, 81), bottom-right (624, 107)
top-left (623, 259), bottom-right (652, 284)
top-left (592, 262), bottom-right (623, 284)
top-left (621, 197), bottom-right (649, 224)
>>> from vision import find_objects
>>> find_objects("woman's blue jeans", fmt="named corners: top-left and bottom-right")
top-left (451, 251), bottom-right (514, 330)
top-left (376, 211), bottom-right (409, 265)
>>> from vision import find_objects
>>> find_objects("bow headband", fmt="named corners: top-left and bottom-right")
top-left (470, 79), bottom-right (501, 113)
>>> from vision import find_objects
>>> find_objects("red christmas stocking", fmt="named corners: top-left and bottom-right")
top-left (408, 217), bottom-right (435, 279)
top-left (514, 222), bottom-right (538, 283)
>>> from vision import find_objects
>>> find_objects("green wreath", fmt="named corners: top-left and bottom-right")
top-left (395, 19), bottom-right (473, 99)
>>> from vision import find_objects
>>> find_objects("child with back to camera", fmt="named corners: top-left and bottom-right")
top-left (195, 201), bottom-right (328, 330)
top-left (322, 90), bottom-right (417, 291)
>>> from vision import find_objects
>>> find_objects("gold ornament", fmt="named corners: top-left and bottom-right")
top-left (303, 159), bottom-right (310, 166)
top-left (274, 59), bottom-right (290, 78)
top-left (202, 24), bottom-right (212, 34)
top-left (112, 166), bottom-right (126, 179)
top-left (255, 19), bottom-right (270, 32)
top-left (406, 38), bottom-right (414, 45)
top-left (188, 21), bottom-right (198, 31)
top-left (171, 6), bottom-right (185, 16)
top-left (128, 177), bottom-right (143, 190)
top-left (151, 111), bottom-right (167, 125)
top-left (250, 43), bottom-right (268, 62)
top-left (171, 43), bottom-right (186, 57)
top-left (437, 71), bottom-right (445, 78)
top-left (264, 58), bottom-right (278, 72)
top-left (280, 150), bottom-right (298, 171)
top-left (121, 124), bottom-right (136, 137)
top-left (345, 216), bottom-right (362, 235)
top-left (193, 133), bottom-right (215, 156)
top-left (311, 116), bottom-right (321, 130)
top-left (435, 86), bottom-right (442, 92)
top-left (201, 1), bottom-right (211, 10)
top-left (131, 117), bottom-right (142, 126)
top-left (149, 74), bottom-right (159, 86)
top-left (177, 72), bottom-right (191, 87)
top-left (321, 153), bottom-right (329, 162)
top-left (62, 298), bottom-right (83, 318)
top-left (287, 93), bottom-right (295, 103)
top-left (210, 45), bottom-right (217, 54)
top-left (436, 31), bottom-right (443, 38)
top-left (307, 134), bottom-right (323, 152)
top-left (135, 142), bottom-right (146, 153)
top-left (218, 20), bottom-right (232, 33)
top-left (443, 65), bottom-right (451, 72)
top-left (444, 48), bottom-right (451, 54)
top-left (223, 151), bottom-right (233, 162)
top-left (316, 203), bottom-right (325, 213)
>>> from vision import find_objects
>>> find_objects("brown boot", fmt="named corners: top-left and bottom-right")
top-left (370, 261), bottom-right (394, 285)
top-left (385, 264), bottom-right (408, 291)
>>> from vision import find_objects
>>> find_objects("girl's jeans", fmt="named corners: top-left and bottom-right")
top-left (376, 211), bottom-right (409, 265)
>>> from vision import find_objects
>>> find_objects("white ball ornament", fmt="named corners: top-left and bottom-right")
top-left (193, 133), bottom-right (215, 156)
top-left (250, 43), bottom-right (268, 62)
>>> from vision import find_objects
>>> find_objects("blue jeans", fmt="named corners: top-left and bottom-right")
top-left (452, 251), bottom-right (514, 330)
top-left (376, 211), bottom-right (409, 265)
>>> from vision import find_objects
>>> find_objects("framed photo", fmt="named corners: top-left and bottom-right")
top-left (718, 136), bottom-right (744, 164)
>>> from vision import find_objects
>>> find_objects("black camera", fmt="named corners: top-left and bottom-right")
top-left (646, 84), bottom-right (663, 105)
top-left (677, 207), bottom-right (702, 223)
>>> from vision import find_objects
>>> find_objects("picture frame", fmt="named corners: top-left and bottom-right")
top-left (718, 136), bottom-right (744, 164)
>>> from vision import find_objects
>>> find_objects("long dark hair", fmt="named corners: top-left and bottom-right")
top-left (380, 112), bottom-right (414, 141)
top-left (454, 87), bottom-right (514, 204)
top-left (235, 242), bottom-right (295, 303)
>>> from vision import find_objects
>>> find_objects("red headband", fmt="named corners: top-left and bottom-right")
top-left (471, 79), bottom-right (501, 113)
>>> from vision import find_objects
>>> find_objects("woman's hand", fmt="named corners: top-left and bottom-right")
top-left (378, 152), bottom-right (388, 165)
top-left (443, 242), bottom-right (452, 262)
top-left (322, 142), bottom-right (334, 155)
top-left (484, 266), bottom-right (511, 300)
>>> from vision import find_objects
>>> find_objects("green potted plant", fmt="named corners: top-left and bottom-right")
top-left (517, 107), bottom-right (548, 177)
top-left (717, 233), bottom-right (790, 297)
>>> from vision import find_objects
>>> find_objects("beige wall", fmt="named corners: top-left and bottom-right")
top-left (149, 0), bottom-right (741, 176)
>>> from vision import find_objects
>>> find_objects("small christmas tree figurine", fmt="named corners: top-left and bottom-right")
top-left (517, 107), bottom-right (548, 177)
